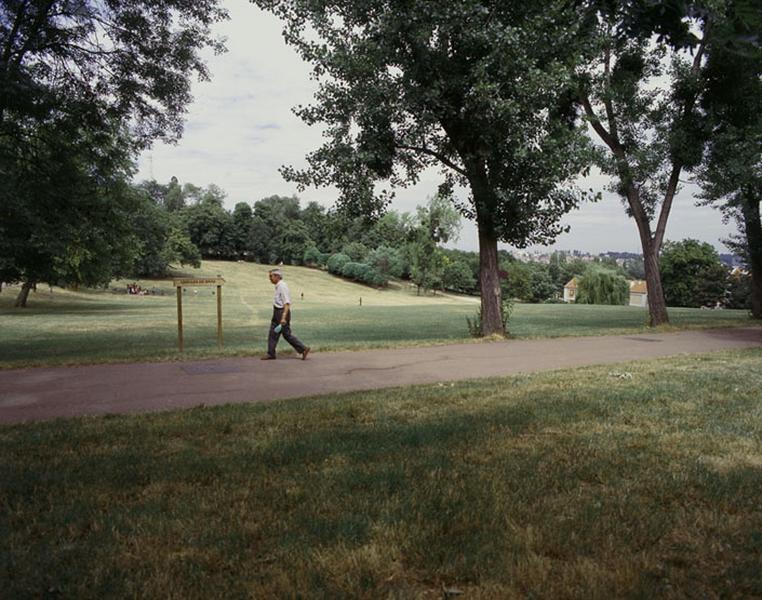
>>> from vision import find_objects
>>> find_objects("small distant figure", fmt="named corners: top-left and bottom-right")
top-left (261, 268), bottom-right (311, 361)
top-left (359, 296), bottom-right (362, 306)
top-left (300, 291), bottom-right (304, 301)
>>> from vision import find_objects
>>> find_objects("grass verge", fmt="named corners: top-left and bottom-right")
top-left (2, 349), bottom-right (761, 597)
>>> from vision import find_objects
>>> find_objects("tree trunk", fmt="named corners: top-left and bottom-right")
top-left (626, 187), bottom-right (670, 326)
top-left (14, 280), bottom-right (34, 307)
top-left (477, 224), bottom-right (504, 336)
top-left (741, 195), bottom-right (762, 319)
top-left (642, 244), bottom-right (669, 326)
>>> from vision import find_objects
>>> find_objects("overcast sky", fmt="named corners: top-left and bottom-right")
top-left (135, 0), bottom-right (735, 255)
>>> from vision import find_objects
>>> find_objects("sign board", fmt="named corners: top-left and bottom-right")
top-left (173, 277), bottom-right (225, 287)
top-left (173, 276), bottom-right (225, 351)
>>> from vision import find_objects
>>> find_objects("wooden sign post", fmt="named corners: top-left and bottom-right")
top-left (172, 277), bottom-right (225, 352)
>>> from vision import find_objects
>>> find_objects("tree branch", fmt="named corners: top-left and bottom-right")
top-left (580, 94), bottom-right (624, 158)
top-left (653, 24), bottom-right (710, 250)
top-left (1, 0), bottom-right (29, 66)
top-left (602, 43), bottom-right (619, 143)
top-left (395, 143), bottom-right (467, 176)
top-left (653, 164), bottom-right (681, 249)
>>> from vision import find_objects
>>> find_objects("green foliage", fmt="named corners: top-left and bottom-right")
top-left (528, 267), bottom-right (558, 304)
top-left (501, 260), bottom-right (532, 301)
top-left (698, 4), bottom-right (762, 318)
top-left (502, 261), bottom-right (558, 303)
top-left (231, 203), bottom-right (254, 258)
top-left (129, 192), bottom-right (199, 277)
top-left (623, 257), bottom-right (646, 280)
top-left (327, 253), bottom-right (351, 275)
top-left (340, 262), bottom-right (385, 287)
top-left (366, 246), bottom-right (405, 280)
top-left (277, 220), bottom-right (313, 265)
top-left (0, 122), bottom-right (140, 303)
top-left (408, 196), bottom-right (462, 294)
top-left (303, 245), bottom-right (322, 266)
top-left (341, 242), bottom-right (370, 263)
top-left (660, 239), bottom-right (728, 308)
top-left (0, 1), bottom-right (228, 151)
top-left (301, 202), bottom-right (333, 252)
top-left (441, 260), bottom-right (476, 294)
top-left (576, 266), bottom-right (629, 306)
top-left (726, 271), bottom-right (752, 310)
top-left (0, 0), bottom-right (227, 305)
top-left (361, 211), bottom-right (413, 250)
top-left (165, 227), bottom-right (202, 271)
top-left (181, 201), bottom-right (236, 260)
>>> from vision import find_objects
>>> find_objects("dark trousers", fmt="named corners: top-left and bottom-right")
top-left (267, 306), bottom-right (306, 358)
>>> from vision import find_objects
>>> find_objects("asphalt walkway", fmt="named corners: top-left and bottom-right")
top-left (1, 326), bottom-right (760, 424)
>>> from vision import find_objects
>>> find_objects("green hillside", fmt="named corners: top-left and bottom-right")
top-left (0, 260), bottom-right (752, 368)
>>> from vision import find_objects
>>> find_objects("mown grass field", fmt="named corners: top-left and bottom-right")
top-left (2, 349), bottom-right (761, 597)
top-left (1, 261), bottom-right (755, 368)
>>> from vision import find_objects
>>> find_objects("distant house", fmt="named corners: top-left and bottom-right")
top-left (629, 280), bottom-right (648, 307)
top-left (563, 277), bottom-right (578, 303)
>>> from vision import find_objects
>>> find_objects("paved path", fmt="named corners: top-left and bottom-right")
top-left (1, 327), bottom-right (760, 424)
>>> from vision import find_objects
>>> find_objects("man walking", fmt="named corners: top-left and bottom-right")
top-left (262, 268), bottom-right (311, 360)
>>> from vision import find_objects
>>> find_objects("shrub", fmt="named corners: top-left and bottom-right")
top-left (341, 261), bottom-right (363, 279)
top-left (302, 245), bottom-right (321, 266)
top-left (327, 253), bottom-right (351, 275)
top-left (341, 242), bottom-right (369, 262)
top-left (339, 261), bottom-right (387, 286)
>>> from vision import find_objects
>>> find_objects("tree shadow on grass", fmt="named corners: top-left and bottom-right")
top-left (2, 390), bottom-right (760, 597)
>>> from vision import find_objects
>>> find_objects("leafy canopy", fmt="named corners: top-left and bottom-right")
top-left (256, 0), bottom-right (595, 246)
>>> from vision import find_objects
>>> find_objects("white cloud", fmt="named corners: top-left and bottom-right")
top-left (137, 0), bottom-right (735, 255)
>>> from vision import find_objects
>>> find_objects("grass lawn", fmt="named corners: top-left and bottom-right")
top-left (2, 349), bottom-right (761, 597)
top-left (0, 260), bottom-right (755, 368)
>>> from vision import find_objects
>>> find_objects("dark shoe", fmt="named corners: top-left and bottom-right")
top-left (261, 355), bottom-right (276, 360)
top-left (302, 347), bottom-right (311, 360)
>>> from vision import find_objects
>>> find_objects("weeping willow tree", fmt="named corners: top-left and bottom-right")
top-left (576, 266), bottom-right (629, 306)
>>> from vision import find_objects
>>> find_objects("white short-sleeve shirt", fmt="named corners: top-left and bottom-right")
top-left (273, 280), bottom-right (291, 308)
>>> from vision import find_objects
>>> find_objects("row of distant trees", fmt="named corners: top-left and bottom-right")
top-left (561, 240), bottom-right (749, 309)
top-left (127, 176), bottom-right (747, 309)
top-left (127, 178), bottom-right (466, 291)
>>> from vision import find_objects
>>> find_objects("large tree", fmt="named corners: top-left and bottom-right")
top-left (0, 0), bottom-right (227, 304)
top-left (0, 0), bottom-right (227, 147)
top-left (660, 239), bottom-right (728, 308)
top-left (129, 189), bottom-right (201, 277)
top-left (254, 0), bottom-right (594, 335)
top-left (698, 0), bottom-right (762, 318)
top-left (578, 1), bottom-right (713, 325)
top-left (0, 122), bottom-right (139, 306)
top-left (408, 195), bottom-right (461, 295)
